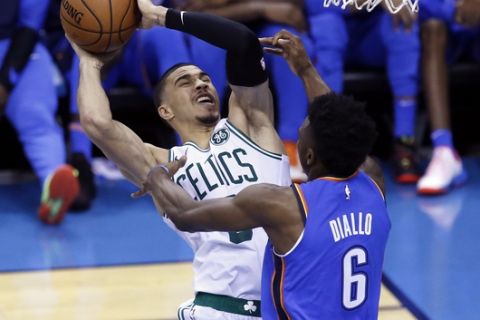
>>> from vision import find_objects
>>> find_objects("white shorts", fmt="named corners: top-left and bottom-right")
top-left (177, 299), bottom-right (262, 320)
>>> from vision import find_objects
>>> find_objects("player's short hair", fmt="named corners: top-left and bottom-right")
top-left (308, 93), bottom-right (377, 177)
top-left (153, 63), bottom-right (197, 107)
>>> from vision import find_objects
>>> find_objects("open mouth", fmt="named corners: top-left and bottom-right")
top-left (195, 93), bottom-right (215, 106)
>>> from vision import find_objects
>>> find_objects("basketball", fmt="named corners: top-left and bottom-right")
top-left (60, 0), bottom-right (140, 53)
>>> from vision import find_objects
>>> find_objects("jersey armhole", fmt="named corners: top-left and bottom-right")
top-left (274, 231), bottom-right (305, 258)
top-left (272, 184), bottom-right (308, 258)
top-left (366, 176), bottom-right (385, 202)
top-left (291, 183), bottom-right (308, 224)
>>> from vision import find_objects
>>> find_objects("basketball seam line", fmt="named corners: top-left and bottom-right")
top-left (119, 0), bottom-right (133, 43)
top-left (61, 14), bottom-right (136, 34)
top-left (106, 0), bottom-right (113, 51)
top-left (80, 0), bottom-right (103, 33)
top-left (61, 15), bottom-right (103, 46)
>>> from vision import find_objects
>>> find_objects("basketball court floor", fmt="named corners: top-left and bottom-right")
top-left (0, 158), bottom-right (478, 319)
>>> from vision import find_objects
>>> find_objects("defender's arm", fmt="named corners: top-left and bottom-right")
top-left (150, 175), bottom-right (281, 232)
top-left (142, 157), bottom-right (304, 253)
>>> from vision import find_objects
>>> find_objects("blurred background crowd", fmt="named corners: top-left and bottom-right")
top-left (0, 0), bottom-right (479, 223)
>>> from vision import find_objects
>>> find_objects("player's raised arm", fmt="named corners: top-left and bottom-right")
top-left (261, 29), bottom-right (331, 102)
top-left (138, 0), bottom-right (280, 152)
top-left (71, 42), bottom-right (166, 186)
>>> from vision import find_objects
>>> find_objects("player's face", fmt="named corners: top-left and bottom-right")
top-left (164, 66), bottom-right (220, 126)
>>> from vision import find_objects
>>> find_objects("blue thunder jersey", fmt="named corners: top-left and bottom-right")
top-left (261, 171), bottom-right (391, 319)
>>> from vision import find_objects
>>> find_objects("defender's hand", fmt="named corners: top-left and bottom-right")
top-left (131, 156), bottom-right (187, 198)
top-left (260, 30), bottom-right (312, 77)
top-left (137, 0), bottom-right (168, 29)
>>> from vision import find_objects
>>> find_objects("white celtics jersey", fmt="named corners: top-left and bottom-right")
top-left (165, 119), bottom-right (291, 300)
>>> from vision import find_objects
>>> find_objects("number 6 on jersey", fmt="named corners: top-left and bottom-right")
top-left (342, 247), bottom-right (368, 309)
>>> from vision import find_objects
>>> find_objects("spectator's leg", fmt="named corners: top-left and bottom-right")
top-left (381, 13), bottom-right (420, 139)
top-left (417, 20), bottom-right (467, 194)
top-left (5, 44), bottom-right (65, 183)
top-left (381, 12), bottom-right (421, 183)
top-left (4, 43), bottom-right (79, 223)
top-left (257, 23), bottom-right (312, 181)
top-left (422, 20), bottom-right (451, 140)
top-left (308, 12), bottom-right (348, 93)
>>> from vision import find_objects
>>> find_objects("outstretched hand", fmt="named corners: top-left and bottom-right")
top-left (260, 30), bottom-right (312, 77)
top-left (131, 156), bottom-right (187, 199)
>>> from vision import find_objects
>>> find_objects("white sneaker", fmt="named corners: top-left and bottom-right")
top-left (417, 147), bottom-right (467, 195)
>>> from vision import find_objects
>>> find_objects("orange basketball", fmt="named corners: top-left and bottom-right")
top-left (60, 0), bottom-right (140, 53)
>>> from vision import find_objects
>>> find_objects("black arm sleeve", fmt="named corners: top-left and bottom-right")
top-left (0, 27), bottom-right (38, 91)
top-left (165, 9), bottom-right (267, 87)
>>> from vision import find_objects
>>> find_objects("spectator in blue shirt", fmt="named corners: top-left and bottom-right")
top-left (0, 0), bottom-right (79, 224)
top-left (306, 2), bottom-right (421, 184)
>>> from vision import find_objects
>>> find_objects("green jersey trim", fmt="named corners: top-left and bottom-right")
top-left (225, 121), bottom-right (283, 161)
top-left (194, 292), bottom-right (261, 317)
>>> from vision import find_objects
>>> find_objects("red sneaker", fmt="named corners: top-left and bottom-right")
top-left (38, 165), bottom-right (80, 225)
top-left (393, 137), bottom-right (420, 184)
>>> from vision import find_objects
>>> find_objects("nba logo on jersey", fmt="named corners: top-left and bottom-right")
top-left (211, 128), bottom-right (230, 145)
top-left (345, 184), bottom-right (351, 200)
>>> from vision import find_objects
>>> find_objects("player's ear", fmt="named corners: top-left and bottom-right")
top-left (158, 104), bottom-right (174, 121)
top-left (305, 148), bottom-right (315, 167)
